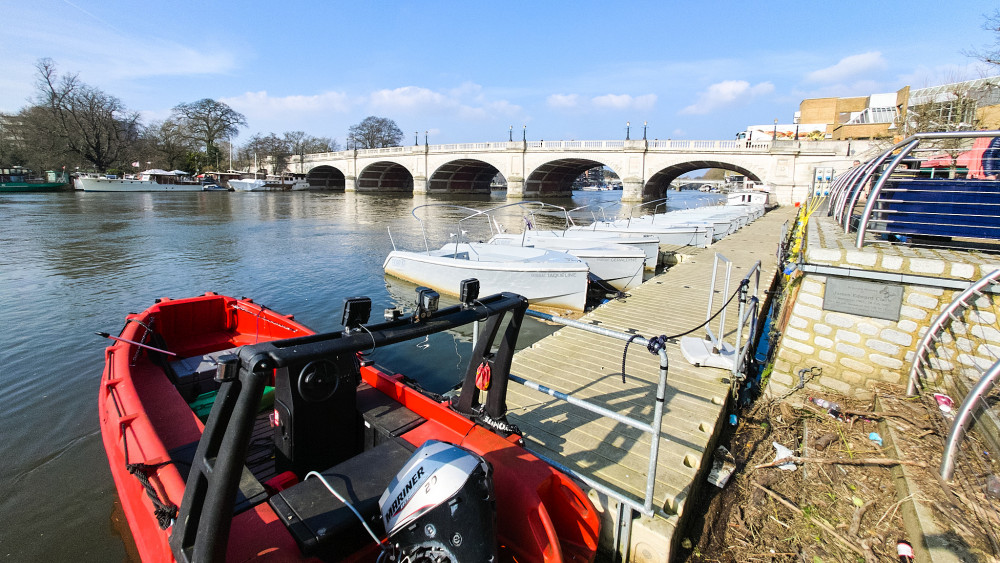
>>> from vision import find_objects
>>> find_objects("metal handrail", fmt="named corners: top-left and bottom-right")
top-left (941, 359), bottom-right (1000, 480)
top-left (833, 130), bottom-right (1000, 248)
top-left (734, 261), bottom-right (763, 377)
top-left (906, 269), bottom-right (1000, 395)
top-left (517, 309), bottom-right (670, 520)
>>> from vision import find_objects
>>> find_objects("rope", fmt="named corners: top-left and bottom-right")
top-left (126, 462), bottom-right (177, 529)
top-left (121, 420), bottom-right (177, 529)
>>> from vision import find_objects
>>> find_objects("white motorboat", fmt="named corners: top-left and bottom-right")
top-left (229, 175), bottom-right (308, 191)
top-left (76, 169), bottom-right (203, 192)
top-left (566, 198), bottom-right (763, 247)
top-left (489, 233), bottom-right (645, 291)
top-left (503, 229), bottom-right (660, 270)
top-left (384, 242), bottom-right (589, 310)
top-left (490, 201), bottom-right (661, 269)
top-left (384, 204), bottom-right (591, 311)
top-left (570, 218), bottom-right (714, 249)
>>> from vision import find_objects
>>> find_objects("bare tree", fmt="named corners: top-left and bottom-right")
top-left (25, 58), bottom-right (140, 172)
top-left (970, 9), bottom-right (1000, 67)
top-left (240, 133), bottom-right (290, 175)
top-left (347, 116), bottom-right (403, 149)
top-left (170, 99), bottom-right (246, 153)
top-left (284, 131), bottom-right (340, 172)
top-left (141, 120), bottom-right (197, 170)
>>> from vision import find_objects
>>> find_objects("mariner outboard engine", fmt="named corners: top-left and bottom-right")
top-left (379, 440), bottom-right (497, 562)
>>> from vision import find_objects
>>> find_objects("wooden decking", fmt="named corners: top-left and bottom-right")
top-left (505, 205), bottom-right (797, 549)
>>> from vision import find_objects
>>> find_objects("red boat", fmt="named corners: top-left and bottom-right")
top-left (99, 289), bottom-right (600, 562)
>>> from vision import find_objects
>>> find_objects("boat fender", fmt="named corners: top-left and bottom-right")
top-left (475, 362), bottom-right (491, 391)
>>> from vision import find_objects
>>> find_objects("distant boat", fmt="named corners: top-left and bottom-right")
top-left (76, 169), bottom-right (202, 192)
top-left (0, 168), bottom-right (69, 193)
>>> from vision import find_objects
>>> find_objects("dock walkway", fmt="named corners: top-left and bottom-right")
top-left (505, 205), bottom-right (797, 558)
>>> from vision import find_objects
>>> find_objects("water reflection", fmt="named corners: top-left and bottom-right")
top-left (0, 188), bottom-right (716, 560)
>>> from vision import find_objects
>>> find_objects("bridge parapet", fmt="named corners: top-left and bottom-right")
top-left (293, 138), bottom-right (868, 205)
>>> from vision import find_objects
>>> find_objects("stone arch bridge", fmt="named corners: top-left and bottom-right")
top-left (292, 138), bottom-right (866, 205)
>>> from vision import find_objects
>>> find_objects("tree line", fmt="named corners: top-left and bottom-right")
top-left (0, 59), bottom-right (405, 176)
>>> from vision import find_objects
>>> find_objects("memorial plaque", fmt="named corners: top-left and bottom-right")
top-left (823, 277), bottom-right (903, 321)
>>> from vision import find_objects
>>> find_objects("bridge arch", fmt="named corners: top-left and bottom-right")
top-left (428, 159), bottom-right (500, 194)
top-left (357, 161), bottom-right (414, 193)
top-left (525, 158), bottom-right (620, 197)
top-left (306, 165), bottom-right (346, 190)
top-left (644, 160), bottom-right (763, 198)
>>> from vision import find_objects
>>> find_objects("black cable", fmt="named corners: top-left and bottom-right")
top-left (617, 280), bottom-right (748, 386)
top-left (662, 278), bottom-right (749, 340)
top-left (620, 334), bottom-right (641, 384)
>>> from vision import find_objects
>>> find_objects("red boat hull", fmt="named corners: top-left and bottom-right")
top-left (99, 293), bottom-right (599, 562)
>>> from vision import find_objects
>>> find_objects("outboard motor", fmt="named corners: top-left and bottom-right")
top-left (379, 440), bottom-right (497, 562)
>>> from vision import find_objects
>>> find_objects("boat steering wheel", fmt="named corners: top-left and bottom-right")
top-left (296, 359), bottom-right (341, 402)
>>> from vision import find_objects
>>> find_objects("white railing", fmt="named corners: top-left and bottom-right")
top-left (297, 138), bottom-right (856, 162)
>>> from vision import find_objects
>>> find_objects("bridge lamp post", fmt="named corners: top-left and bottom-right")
top-left (522, 125), bottom-right (526, 142)
top-left (773, 119), bottom-right (777, 141)
top-left (509, 125), bottom-right (513, 142)
top-left (643, 121), bottom-right (647, 141)
top-left (626, 121), bottom-right (630, 141)
top-left (415, 132), bottom-right (418, 146)
top-left (425, 131), bottom-right (428, 147)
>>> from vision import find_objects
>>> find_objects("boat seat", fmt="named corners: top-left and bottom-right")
top-left (268, 437), bottom-right (416, 559)
top-left (168, 440), bottom-right (267, 515)
top-left (355, 382), bottom-right (426, 450)
top-left (169, 347), bottom-right (240, 401)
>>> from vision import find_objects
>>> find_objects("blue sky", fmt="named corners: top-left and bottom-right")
top-left (2, 0), bottom-right (998, 145)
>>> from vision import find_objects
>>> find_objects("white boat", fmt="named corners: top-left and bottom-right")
top-left (489, 233), bottom-right (645, 291)
top-left (490, 201), bottom-right (662, 269)
top-left (384, 204), bottom-right (592, 311)
top-left (503, 229), bottom-right (660, 270)
top-left (229, 175), bottom-right (307, 191)
top-left (570, 218), bottom-right (714, 249)
top-left (76, 169), bottom-right (202, 192)
top-left (726, 189), bottom-right (769, 206)
top-left (384, 243), bottom-right (590, 310)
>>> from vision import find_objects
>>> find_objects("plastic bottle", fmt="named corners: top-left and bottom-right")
top-left (808, 397), bottom-right (843, 419)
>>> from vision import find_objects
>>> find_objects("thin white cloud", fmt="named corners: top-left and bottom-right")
top-left (547, 94), bottom-right (580, 109)
top-left (592, 93), bottom-right (657, 111)
top-left (681, 81), bottom-right (774, 115)
top-left (370, 86), bottom-right (449, 111)
top-left (545, 93), bottom-right (656, 111)
top-left (805, 52), bottom-right (887, 84)
top-left (221, 91), bottom-right (354, 125)
top-left (366, 85), bottom-right (521, 119)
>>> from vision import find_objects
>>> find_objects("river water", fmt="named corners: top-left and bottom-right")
top-left (0, 188), bottom-right (718, 559)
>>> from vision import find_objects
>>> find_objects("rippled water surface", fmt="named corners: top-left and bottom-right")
top-left (0, 189), bottom-right (718, 559)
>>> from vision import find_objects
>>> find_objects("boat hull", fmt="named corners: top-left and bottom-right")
top-left (383, 245), bottom-right (589, 311)
top-left (0, 182), bottom-right (68, 192)
top-left (78, 177), bottom-right (202, 192)
top-left (490, 234), bottom-right (645, 290)
top-left (99, 293), bottom-right (600, 562)
top-left (516, 229), bottom-right (660, 269)
top-left (571, 222), bottom-right (714, 249)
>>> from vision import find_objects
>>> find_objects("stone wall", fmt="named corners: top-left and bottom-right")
top-left (769, 214), bottom-right (1000, 398)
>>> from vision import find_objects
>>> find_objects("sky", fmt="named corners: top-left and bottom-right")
top-left (2, 0), bottom-right (998, 146)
